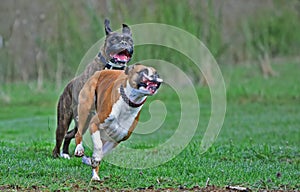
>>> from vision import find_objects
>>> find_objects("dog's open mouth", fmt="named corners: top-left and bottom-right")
top-left (110, 49), bottom-right (132, 64)
top-left (138, 75), bottom-right (163, 95)
top-left (145, 81), bottom-right (160, 95)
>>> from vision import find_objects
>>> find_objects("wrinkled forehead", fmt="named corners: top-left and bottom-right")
top-left (107, 32), bottom-right (132, 39)
top-left (134, 65), bottom-right (157, 76)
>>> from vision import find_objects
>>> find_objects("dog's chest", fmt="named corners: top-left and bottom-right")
top-left (99, 97), bottom-right (141, 142)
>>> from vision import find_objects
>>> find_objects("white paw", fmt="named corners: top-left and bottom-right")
top-left (60, 153), bottom-right (70, 159)
top-left (74, 143), bottom-right (84, 157)
top-left (92, 170), bottom-right (100, 181)
top-left (92, 175), bottom-right (100, 181)
top-left (82, 156), bottom-right (91, 166)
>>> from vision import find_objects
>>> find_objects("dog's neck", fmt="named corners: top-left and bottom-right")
top-left (121, 81), bottom-right (147, 107)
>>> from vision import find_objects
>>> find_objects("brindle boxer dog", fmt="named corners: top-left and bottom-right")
top-left (74, 64), bottom-right (162, 180)
top-left (52, 19), bottom-right (134, 159)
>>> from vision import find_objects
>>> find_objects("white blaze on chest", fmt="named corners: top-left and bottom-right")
top-left (100, 94), bottom-right (143, 142)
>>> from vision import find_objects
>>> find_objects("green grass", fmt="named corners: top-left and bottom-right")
top-left (0, 63), bottom-right (299, 191)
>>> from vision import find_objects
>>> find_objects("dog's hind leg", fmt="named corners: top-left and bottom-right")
top-left (52, 108), bottom-right (72, 158)
top-left (61, 126), bottom-right (77, 158)
top-left (62, 103), bottom-right (80, 157)
top-left (52, 85), bottom-right (73, 158)
top-left (75, 72), bottom-right (100, 157)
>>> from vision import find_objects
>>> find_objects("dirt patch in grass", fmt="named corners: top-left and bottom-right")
top-left (0, 184), bottom-right (297, 192)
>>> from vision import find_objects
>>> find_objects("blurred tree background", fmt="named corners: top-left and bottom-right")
top-left (0, 0), bottom-right (300, 88)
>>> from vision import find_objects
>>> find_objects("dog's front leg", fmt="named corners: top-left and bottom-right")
top-left (74, 114), bottom-right (100, 157)
top-left (90, 121), bottom-right (103, 181)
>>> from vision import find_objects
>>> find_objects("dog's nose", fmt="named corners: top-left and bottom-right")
top-left (152, 74), bottom-right (163, 83)
top-left (120, 40), bottom-right (128, 46)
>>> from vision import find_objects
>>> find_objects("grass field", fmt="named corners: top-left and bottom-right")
top-left (0, 62), bottom-right (299, 191)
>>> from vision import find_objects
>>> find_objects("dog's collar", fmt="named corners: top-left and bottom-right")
top-left (97, 52), bottom-right (126, 70)
top-left (120, 85), bottom-right (147, 108)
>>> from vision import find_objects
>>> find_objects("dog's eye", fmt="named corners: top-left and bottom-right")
top-left (110, 38), bottom-right (118, 44)
top-left (137, 69), bottom-right (148, 76)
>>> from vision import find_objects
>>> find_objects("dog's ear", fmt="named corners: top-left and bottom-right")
top-left (104, 19), bottom-right (112, 35)
top-left (125, 65), bottom-right (134, 75)
top-left (122, 24), bottom-right (131, 36)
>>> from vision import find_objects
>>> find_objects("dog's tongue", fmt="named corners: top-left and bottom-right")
top-left (116, 54), bottom-right (128, 61)
top-left (147, 82), bottom-right (158, 94)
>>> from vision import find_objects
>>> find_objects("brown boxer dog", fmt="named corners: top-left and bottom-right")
top-left (52, 19), bottom-right (134, 159)
top-left (74, 64), bottom-right (162, 180)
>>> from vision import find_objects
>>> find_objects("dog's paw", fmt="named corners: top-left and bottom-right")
top-left (60, 152), bottom-right (70, 159)
top-left (92, 170), bottom-right (100, 181)
top-left (74, 143), bottom-right (84, 157)
top-left (82, 156), bottom-right (91, 166)
top-left (92, 175), bottom-right (101, 181)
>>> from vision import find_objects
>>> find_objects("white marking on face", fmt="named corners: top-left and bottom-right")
top-left (143, 68), bottom-right (154, 81)
top-left (91, 130), bottom-right (103, 161)
top-left (147, 68), bottom-right (154, 76)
